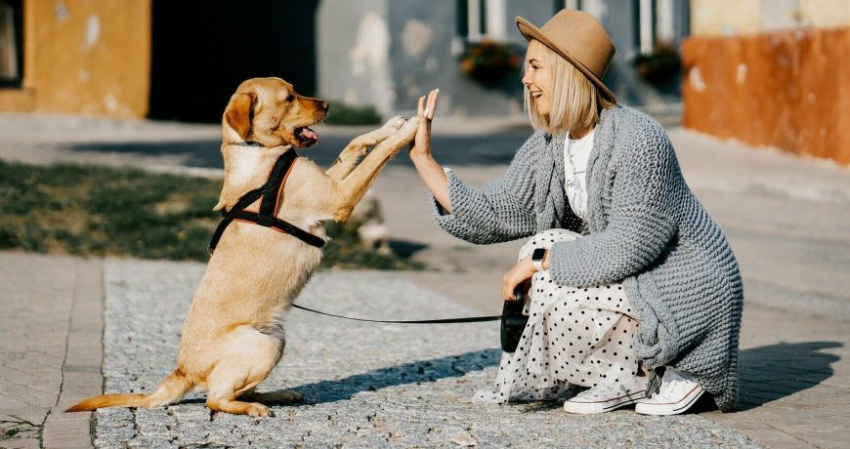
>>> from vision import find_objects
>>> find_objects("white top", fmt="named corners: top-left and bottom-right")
top-left (564, 129), bottom-right (595, 220)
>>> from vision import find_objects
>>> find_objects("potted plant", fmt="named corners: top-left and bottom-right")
top-left (633, 42), bottom-right (682, 86)
top-left (460, 39), bottom-right (520, 86)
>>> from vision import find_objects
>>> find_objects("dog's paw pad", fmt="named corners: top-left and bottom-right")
top-left (248, 403), bottom-right (271, 417)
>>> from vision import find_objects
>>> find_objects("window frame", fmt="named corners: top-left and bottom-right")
top-left (455, 0), bottom-right (508, 43)
top-left (0, 0), bottom-right (24, 88)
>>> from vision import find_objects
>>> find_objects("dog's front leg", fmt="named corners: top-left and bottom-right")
top-left (326, 116), bottom-right (407, 181)
top-left (331, 118), bottom-right (419, 221)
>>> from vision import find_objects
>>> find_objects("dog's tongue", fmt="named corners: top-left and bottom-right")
top-left (300, 127), bottom-right (319, 143)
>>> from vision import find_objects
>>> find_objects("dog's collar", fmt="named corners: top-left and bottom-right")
top-left (208, 150), bottom-right (326, 253)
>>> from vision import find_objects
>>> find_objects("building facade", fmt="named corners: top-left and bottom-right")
top-left (0, 0), bottom-right (151, 117)
top-left (1, 1), bottom-right (692, 121)
top-left (317, 0), bottom-right (691, 118)
top-left (683, 0), bottom-right (850, 165)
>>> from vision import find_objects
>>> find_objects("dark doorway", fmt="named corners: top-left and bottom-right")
top-left (148, 0), bottom-right (319, 123)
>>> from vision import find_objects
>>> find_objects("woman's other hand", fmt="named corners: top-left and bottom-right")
top-left (502, 257), bottom-right (536, 301)
top-left (410, 89), bottom-right (439, 162)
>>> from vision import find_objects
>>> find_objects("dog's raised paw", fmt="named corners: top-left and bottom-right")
top-left (384, 116), bottom-right (407, 130)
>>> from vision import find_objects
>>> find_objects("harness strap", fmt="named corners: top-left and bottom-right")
top-left (227, 210), bottom-right (326, 247)
top-left (260, 150), bottom-right (297, 217)
top-left (208, 150), bottom-right (325, 254)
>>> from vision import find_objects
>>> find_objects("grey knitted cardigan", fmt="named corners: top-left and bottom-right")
top-left (429, 105), bottom-right (743, 411)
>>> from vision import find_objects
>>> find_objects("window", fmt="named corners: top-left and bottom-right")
top-left (635, 0), bottom-right (688, 55)
top-left (0, 0), bottom-right (23, 87)
top-left (456, 0), bottom-right (507, 42)
top-left (554, 0), bottom-right (584, 12)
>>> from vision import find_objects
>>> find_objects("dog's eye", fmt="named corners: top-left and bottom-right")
top-left (285, 94), bottom-right (294, 103)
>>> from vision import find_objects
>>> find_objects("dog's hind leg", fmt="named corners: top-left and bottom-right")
top-left (205, 327), bottom-right (283, 417)
top-left (206, 382), bottom-right (270, 417)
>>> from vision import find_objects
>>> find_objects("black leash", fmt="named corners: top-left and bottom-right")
top-left (293, 291), bottom-right (526, 353)
top-left (209, 149), bottom-right (326, 254)
top-left (291, 304), bottom-right (502, 324)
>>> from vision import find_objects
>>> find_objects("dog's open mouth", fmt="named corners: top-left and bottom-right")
top-left (295, 126), bottom-right (319, 147)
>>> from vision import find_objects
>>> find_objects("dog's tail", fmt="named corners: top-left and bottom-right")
top-left (66, 369), bottom-right (193, 412)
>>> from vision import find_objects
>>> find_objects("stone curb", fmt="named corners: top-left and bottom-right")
top-left (41, 259), bottom-right (103, 449)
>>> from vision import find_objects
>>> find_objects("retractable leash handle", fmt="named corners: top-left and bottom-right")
top-left (500, 286), bottom-right (529, 353)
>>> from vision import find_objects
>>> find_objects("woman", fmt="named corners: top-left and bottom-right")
top-left (409, 10), bottom-right (742, 415)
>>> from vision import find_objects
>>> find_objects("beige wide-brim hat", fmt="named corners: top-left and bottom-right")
top-left (516, 10), bottom-right (617, 104)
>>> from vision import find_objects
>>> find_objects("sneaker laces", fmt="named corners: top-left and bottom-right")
top-left (655, 368), bottom-right (693, 400)
top-left (579, 375), bottom-right (646, 400)
top-left (646, 369), bottom-right (662, 398)
top-left (664, 369), bottom-right (686, 388)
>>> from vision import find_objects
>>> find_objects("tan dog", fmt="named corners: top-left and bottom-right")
top-left (67, 77), bottom-right (418, 417)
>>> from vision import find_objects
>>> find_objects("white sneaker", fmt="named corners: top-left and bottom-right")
top-left (563, 376), bottom-right (648, 414)
top-left (635, 368), bottom-right (704, 416)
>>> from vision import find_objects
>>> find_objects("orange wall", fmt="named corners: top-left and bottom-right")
top-left (682, 27), bottom-right (850, 165)
top-left (0, 0), bottom-right (151, 118)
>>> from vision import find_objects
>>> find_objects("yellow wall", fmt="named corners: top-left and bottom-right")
top-left (0, 0), bottom-right (151, 118)
top-left (691, 0), bottom-right (850, 36)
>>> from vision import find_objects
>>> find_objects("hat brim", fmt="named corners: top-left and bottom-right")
top-left (516, 16), bottom-right (617, 105)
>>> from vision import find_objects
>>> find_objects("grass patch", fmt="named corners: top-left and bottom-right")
top-left (0, 160), bottom-right (423, 270)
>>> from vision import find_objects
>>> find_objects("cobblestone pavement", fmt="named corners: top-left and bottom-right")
top-left (94, 260), bottom-right (756, 448)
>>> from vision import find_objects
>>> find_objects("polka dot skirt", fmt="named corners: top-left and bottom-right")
top-left (474, 229), bottom-right (640, 404)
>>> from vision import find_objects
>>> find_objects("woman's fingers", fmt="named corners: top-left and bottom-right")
top-left (425, 89), bottom-right (439, 120)
top-left (410, 90), bottom-right (437, 158)
top-left (502, 276), bottom-right (517, 301)
top-left (417, 95), bottom-right (428, 133)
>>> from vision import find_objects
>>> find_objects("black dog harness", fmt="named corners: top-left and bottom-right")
top-left (208, 149), bottom-right (325, 254)
top-left (207, 146), bottom-right (515, 349)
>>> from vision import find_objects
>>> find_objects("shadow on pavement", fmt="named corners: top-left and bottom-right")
top-left (62, 132), bottom-right (531, 169)
top-left (388, 239), bottom-right (430, 258)
top-left (290, 348), bottom-right (501, 405)
top-left (62, 140), bottom-right (223, 168)
top-left (735, 341), bottom-right (841, 411)
top-left (172, 342), bottom-right (839, 411)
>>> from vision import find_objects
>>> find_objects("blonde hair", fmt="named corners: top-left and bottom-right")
top-left (523, 40), bottom-right (614, 136)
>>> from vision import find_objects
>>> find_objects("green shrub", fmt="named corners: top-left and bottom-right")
top-left (324, 102), bottom-right (382, 125)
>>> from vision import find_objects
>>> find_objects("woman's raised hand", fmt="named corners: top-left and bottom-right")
top-left (408, 88), bottom-right (451, 213)
top-left (409, 89), bottom-right (439, 162)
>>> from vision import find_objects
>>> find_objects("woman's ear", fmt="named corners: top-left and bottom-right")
top-left (224, 92), bottom-right (256, 140)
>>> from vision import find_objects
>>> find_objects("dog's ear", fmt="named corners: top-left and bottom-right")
top-left (224, 92), bottom-right (256, 140)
